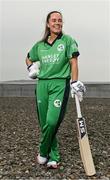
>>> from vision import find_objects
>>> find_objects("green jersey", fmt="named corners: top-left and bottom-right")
top-left (29, 33), bottom-right (80, 79)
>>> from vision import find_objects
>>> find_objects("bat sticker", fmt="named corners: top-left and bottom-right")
top-left (78, 117), bottom-right (87, 139)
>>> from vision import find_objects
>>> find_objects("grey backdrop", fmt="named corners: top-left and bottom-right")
top-left (0, 0), bottom-right (110, 82)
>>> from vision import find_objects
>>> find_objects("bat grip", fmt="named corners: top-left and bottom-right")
top-left (75, 94), bottom-right (82, 118)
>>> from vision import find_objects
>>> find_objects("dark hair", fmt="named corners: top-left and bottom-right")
top-left (41, 11), bottom-right (62, 42)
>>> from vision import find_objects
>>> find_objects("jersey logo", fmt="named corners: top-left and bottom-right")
top-left (41, 54), bottom-right (59, 64)
top-left (57, 44), bottom-right (65, 52)
top-left (54, 99), bottom-right (62, 107)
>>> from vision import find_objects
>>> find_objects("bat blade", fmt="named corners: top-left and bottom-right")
top-left (77, 117), bottom-right (96, 176)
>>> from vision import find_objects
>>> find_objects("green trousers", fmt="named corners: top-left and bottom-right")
top-left (35, 79), bottom-right (70, 162)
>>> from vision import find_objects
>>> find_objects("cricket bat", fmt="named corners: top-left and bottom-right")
top-left (75, 94), bottom-right (96, 176)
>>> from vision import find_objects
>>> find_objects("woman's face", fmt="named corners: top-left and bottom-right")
top-left (47, 13), bottom-right (63, 35)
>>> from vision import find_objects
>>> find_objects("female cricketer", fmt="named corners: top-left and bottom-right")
top-left (26, 11), bottom-right (86, 169)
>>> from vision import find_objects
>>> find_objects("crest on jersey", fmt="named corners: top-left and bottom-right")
top-left (57, 44), bottom-right (64, 51)
top-left (54, 99), bottom-right (62, 107)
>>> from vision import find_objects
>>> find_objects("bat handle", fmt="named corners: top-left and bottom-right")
top-left (75, 94), bottom-right (82, 118)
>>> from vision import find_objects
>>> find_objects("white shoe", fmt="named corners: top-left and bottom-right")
top-left (37, 154), bottom-right (48, 165)
top-left (47, 161), bottom-right (59, 169)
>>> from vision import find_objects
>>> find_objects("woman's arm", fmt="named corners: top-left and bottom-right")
top-left (70, 57), bottom-right (86, 101)
top-left (25, 57), bottom-right (33, 67)
top-left (70, 57), bottom-right (78, 81)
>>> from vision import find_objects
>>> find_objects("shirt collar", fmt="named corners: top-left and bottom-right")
top-left (44, 32), bottom-right (63, 46)
top-left (57, 32), bottom-right (63, 39)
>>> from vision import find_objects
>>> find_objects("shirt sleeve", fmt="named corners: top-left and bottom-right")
top-left (28, 42), bottom-right (39, 62)
top-left (67, 37), bottom-right (80, 59)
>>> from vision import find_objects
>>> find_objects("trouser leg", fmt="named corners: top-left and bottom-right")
top-left (39, 79), bottom-right (70, 161)
top-left (36, 80), bottom-right (48, 156)
top-left (49, 136), bottom-right (60, 162)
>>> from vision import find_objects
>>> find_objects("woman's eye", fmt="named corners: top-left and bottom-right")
top-left (51, 19), bottom-right (62, 23)
top-left (58, 19), bottom-right (62, 22)
top-left (52, 19), bottom-right (56, 22)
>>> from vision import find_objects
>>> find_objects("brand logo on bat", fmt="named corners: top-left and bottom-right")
top-left (78, 117), bottom-right (86, 138)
